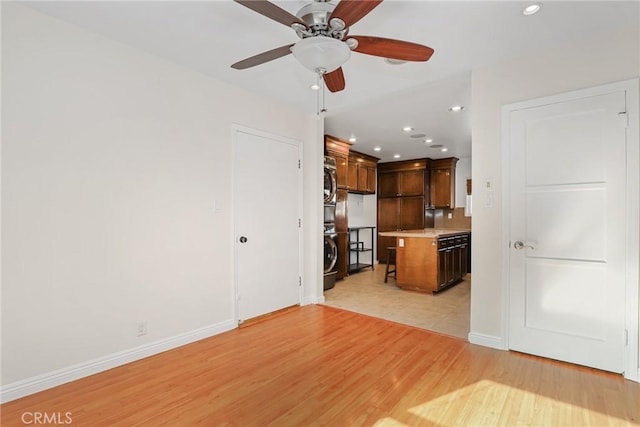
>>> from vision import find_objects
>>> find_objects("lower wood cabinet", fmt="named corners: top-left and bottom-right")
top-left (436, 234), bottom-right (469, 291)
top-left (395, 232), bottom-right (470, 293)
top-left (377, 196), bottom-right (425, 262)
top-left (336, 232), bottom-right (348, 280)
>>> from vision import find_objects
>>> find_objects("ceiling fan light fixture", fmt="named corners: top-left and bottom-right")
top-left (384, 58), bottom-right (408, 65)
top-left (523, 3), bottom-right (542, 16)
top-left (291, 36), bottom-right (351, 74)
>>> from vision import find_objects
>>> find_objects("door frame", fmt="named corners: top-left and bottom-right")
top-left (231, 124), bottom-right (304, 326)
top-left (501, 79), bottom-right (639, 381)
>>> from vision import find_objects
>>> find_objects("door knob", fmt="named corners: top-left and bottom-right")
top-left (513, 241), bottom-right (534, 250)
top-left (239, 236), bottom-right (248, 243)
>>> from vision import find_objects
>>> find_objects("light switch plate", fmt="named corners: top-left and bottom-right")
top-left (399, 238), bottom-right (405, 247)
top-left (485, 179), bottom-right (494, 192)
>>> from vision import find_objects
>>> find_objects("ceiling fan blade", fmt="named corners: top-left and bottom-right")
top-left (323, 68), bottom-right (346, 93)
top-left (234, 0), bottom-right (307, 28)
top-left (350, 36), bottom-right (434, 62)
top-left (231, 44), bottom-right (294, 70)
top-left (330, 0), bottom-right (383, 27)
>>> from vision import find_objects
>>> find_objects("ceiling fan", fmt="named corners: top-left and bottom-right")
top-left (231, 0), bottom-right (434, 93)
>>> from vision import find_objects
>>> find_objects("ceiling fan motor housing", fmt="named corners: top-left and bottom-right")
top-left (295, 2), bottom-right (347, 40)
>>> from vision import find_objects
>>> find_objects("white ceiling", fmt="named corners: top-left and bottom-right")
top-left (25, 1), bottom-right (639, 162)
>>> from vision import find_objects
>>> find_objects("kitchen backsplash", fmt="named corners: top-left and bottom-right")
top-left (433, 208), bottom-right (471, 229)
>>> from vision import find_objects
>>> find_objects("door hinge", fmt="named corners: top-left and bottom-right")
top-left (624, 329), bottom-right (629, 346)
top-left (298, 218), bottom-right (301, 228)
top-left (299, 277), bottom-right (302, 286)
top-left (298, 159), bottom-right (301, 169)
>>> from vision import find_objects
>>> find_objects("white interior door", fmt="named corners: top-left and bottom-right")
top-left (508, 90), bottom-right (628, 373)
top-left (234, 129), bottom-right (301, 323)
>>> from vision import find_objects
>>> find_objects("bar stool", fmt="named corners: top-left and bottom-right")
top-left (384, 247), bottom-right (396, 283)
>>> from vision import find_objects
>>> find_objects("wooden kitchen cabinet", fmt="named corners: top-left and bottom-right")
top-left (348, 151), bottom-right (378, 194)
top-left (378, 172), bottom-right (399, 198)
top-left (325, 135), bottom-right (351, 189)
top-left (376, 196), bottom-right (425, 262)
top-left (336, 232), bottom-right (349, 279)
top-left (357, 164), bottom-right (377, 194)
top-left (347, 160), bottom-right (358, 191)
top-left (435, 233), bottom-right (469, 292)
top-left (378, 170), bottom-right (424, 197)
top-left (399, 197), bottom-right (425, 229)
top-left (377, 160), bottom-right (428, 262)
top-left (429, 157), bottom-right (458, 208)
top-left (384, 231), bottom-right (470, 293)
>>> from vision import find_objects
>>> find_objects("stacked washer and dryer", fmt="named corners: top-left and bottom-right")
top-left (323, 157), bottom-right (338, 290)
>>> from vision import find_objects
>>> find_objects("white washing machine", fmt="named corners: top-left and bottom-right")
top-left (323, 223), bottom-right (338, 290)
top-left (324, 156), bottom-right (337, 205)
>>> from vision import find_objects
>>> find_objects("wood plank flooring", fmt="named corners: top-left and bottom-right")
top-left (324, 266), bottom-right (470, 339)
top-left (2, 305), bottom-right (638, 426)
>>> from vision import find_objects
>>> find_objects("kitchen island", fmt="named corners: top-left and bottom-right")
top-left (379, 229), bottom-right (470, 293)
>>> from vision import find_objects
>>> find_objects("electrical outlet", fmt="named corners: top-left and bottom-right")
top-left (399, 238), bottom-right (405, 248)
top-left (447, 212), bottom-right (453, 219)
top-left (137, 321), bottom-right (147, 336)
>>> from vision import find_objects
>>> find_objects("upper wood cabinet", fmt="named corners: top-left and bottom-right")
top-left (325, 136), bottom-right (378, 194)
top-left (347, 150), bottom-right (378, 194)
top-left (349, 151), bottom-right (378, 194)
top-left (378, 160), bottom-right (428, 198)
top-left (429, 158), bottom-right (459, 209)
top-left (325, 135), bottom-right (351, 189)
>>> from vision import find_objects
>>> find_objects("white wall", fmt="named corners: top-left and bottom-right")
top-left (470, 25), bottom-right (639, 345)
top-left (346, 193), bottom-right (377, 261)
top-left (455, 157), bottom-right (471, 209)
top-left (346, 193), bottom-right (377, 228)
top-left (1, 3), bottom-right (323, 395)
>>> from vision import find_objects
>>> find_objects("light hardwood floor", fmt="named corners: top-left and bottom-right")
top-left (323, 265), bottom-right (470, 339)
top-left (1, 306), bottom-right (638, 426)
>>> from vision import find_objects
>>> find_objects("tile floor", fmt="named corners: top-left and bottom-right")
top-left (322, 265), bottom-right (470, 339)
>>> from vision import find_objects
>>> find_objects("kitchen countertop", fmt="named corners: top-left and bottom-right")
top-left (378, 228), bottom-right (471, 238)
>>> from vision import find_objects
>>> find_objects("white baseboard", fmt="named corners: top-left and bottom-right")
top-left (0, 319), bottom-right (236, 404)
top-left (468, 332), bottom-right (507, 350)
top-left (301, 295), bottom-right (325, 305)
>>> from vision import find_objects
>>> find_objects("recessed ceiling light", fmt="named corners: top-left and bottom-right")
top-left (410, 133), bottom-right (426, 139)
top-left (348, 137), bottom-right (357, 143)
top-left (373, 147), bottom-right (382, 152)
top-left (310, 84), bottom-right (320, 91)
top-left (523, 3), bottom-right (542, 16)
top-left (425, 138), bottom-right (433, 144)
top-left (402, 126), bottom-right (414, 132)
top-left (393, 154), bottom-right (401, 159)
top-left (449, 105), bottom-right (464, 112)
top-left (441, 147), bottom-right (449, 152)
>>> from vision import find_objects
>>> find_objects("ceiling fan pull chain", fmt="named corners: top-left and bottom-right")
top-left (321, 73), bottom-right (327, 114)
top-left (315, 72), bottom-right (321, 116)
